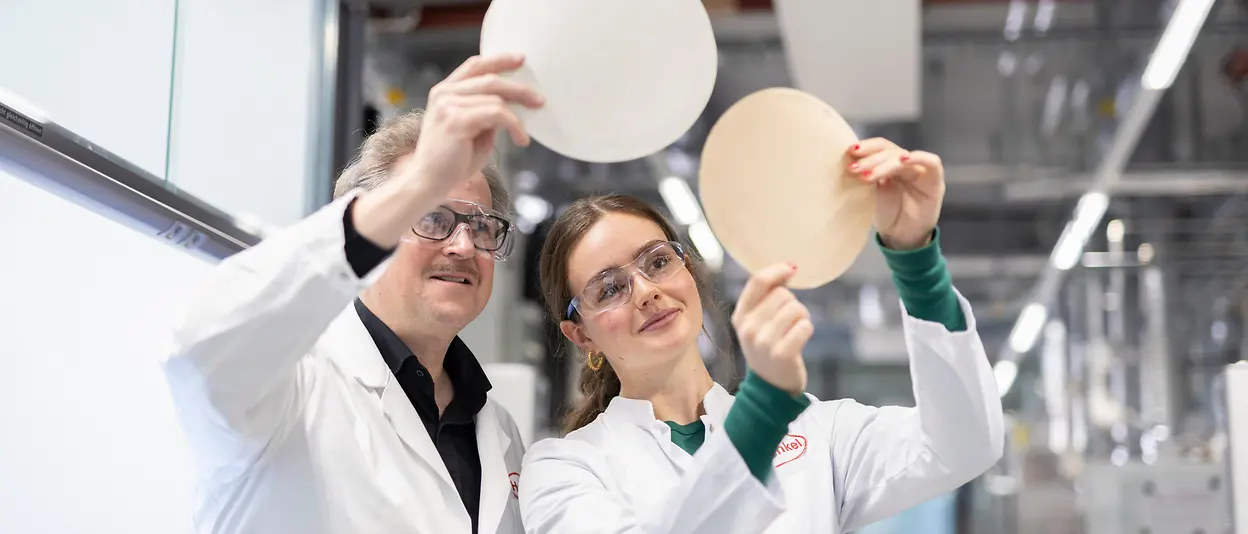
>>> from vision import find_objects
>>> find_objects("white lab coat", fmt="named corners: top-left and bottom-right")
top-left (163, 192), bottom-right (526, 534)
top-left (519, 293), bottom-right (1004, 534)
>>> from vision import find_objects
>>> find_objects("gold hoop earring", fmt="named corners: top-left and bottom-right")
top-left (586, 351), bottom-right (605, 371)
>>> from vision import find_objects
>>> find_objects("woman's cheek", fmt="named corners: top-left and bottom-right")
top-left (593, 308), bottom-right (634, 338)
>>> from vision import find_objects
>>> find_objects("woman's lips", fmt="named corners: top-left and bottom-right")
top-left (640, 308), bottom-right (680, 332)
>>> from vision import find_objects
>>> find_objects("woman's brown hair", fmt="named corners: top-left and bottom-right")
top-left (538, 194), bottom-right (718, 433)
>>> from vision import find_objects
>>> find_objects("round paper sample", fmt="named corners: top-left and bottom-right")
top-left (480, 0), bottom-right (718, 163)
top-left (698, 87), bottom-right (876, 290)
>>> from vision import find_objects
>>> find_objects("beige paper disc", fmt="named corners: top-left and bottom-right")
top-left (699, 87), bottom-right (876, 290)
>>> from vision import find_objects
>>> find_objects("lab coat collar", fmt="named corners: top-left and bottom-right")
top-left (603, 382), bottom-right (736, 428)
top-left (320, 306), bottom-right (459, 490)
top-left (322, 305), bottom-right (390, 389)
top-left (353, 298), bottom-right (494, 421)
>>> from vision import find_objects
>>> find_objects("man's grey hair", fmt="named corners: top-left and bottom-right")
top-left (333, 109), bottom-right (512, 218)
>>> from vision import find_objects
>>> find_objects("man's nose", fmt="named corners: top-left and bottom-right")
top-left (442, 224), bottom-right (476, 257)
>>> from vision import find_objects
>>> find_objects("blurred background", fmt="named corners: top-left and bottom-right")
top-left (2, 0), bottom-right (1248, 532)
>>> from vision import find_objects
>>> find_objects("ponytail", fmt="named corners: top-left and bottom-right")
top-left (563, 353), bottom-right (621, 433)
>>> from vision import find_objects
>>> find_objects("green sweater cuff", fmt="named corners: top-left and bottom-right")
top-left (877, 227), bottom-right (967, 332)
top-left (722, 371), bottom-right (811, 483)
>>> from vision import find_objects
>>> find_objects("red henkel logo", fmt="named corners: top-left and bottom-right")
top-left (774, 434), bottom-right (807, 468)
top-left (509, 472), bottom-right (520, 498)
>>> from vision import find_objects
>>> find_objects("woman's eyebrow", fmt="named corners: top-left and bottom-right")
top-left (584, 239), bottom-right (667, 287)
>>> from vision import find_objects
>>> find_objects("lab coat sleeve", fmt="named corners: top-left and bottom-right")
top-left (519, 430), bottom-right (786, 534)
top-left (163, 192), bottom-right (379, 444)
top-left (822, 289), bottom-right (1004, 532)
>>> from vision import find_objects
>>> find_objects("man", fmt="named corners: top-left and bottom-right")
top-left (163, 53), bottom-right (544, 534)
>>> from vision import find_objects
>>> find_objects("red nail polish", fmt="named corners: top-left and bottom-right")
top-left (862, 170), bottom-right (873, 178)
top-left (900, 154), bottom-right (911, 163)
top-left (851, 144), bottom-right (860, 151)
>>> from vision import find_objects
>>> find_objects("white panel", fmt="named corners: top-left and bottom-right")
top-left (0, 0), bottom-right (176, 176)
top-left (1228, 362), bottom-right (1248, 534)
top-left (460, 258), bottom-right (520, 367)
top-left (167, 0), bottom-right (323, 227)
top-left (772, 0), bottom-right (921, 122)
top-left (1079, 461), bottom-right (1230, 534)
top-left (483, 363), bottom-right (539, 447)
top-left (0, 166), bottom-right (209, 533)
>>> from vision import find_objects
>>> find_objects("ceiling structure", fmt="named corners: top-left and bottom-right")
top-left (361, 0), bottom-right (1248, 367)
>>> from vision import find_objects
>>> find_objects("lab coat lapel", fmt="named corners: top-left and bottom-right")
top-left (475, 401), bottom-right (513, 534)
top-left (322, 306), bottom-right (457, 490)
top-left (379, 381), bottom-right (457, 489)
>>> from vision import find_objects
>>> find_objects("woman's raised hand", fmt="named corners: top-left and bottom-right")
top-left (731, 263), bottom-right (814, 395)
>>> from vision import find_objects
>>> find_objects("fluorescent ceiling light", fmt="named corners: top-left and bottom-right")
top-left (1050, 191), bottom-right (1109, 270)
top-left (1008, 302), bottom-right (1048, 354)
top-left (514, 193), bottom-right (552, 224)
top-left (994, 360), bottom-right (1019, 398)
top-left (688, 220), bottom-right (724, 271)
top-left (658, 176), bottom-right (703, 226)
top-left (1141, 0), bottom-right (1217, 90)
top-left (1033, 0), bottom-right (1056, 33)
top-left (1003, 0), bottom-right (1028, 41)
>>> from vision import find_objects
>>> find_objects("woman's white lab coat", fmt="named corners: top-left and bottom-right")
top-left (518, 292), bottom-right (1004, 534)
top-left (163, 192), bottom-right (527, 534)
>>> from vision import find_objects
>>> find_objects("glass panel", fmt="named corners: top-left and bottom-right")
top-left (164, 0), bottom-right (335, 229)
top-left (0, 0), bottom-right (179, 180)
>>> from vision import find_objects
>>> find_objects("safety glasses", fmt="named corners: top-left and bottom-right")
top-left (407, 199), bottom-right (515, 261)
top-left (566, 241), bottom-right (687, 320)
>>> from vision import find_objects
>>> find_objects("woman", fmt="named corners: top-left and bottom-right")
top-left (519, 139), bottom-right (1004, 534)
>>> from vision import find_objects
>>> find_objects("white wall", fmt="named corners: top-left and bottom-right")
top-left (166, 0), bottom-right (329, 228)
top-left (0, 0), bottom-right (177, 177)
top-left (0, 164), bottom-right (209, 533)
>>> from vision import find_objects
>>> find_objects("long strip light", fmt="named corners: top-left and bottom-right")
top-left (996, 0), bottom-right (1215, 397)
top-left (658, 176), bottom-right (703, 226)
top-left (688, 220), bottom-right (724, 270)
top-left (1142, 0), bottom-right (1217, 90)
top-left (1049, 190), bottom-right (1110, 270)
top-left (647, 155), bottom-right (726, 271)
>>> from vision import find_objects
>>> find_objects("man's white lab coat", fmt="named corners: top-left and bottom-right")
top-left (164, 192), bottom-right (526, 534)
top-left (519, 293), bottom-right (1003, 534)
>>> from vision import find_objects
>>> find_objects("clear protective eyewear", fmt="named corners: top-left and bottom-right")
top-left (406, 199), bottom-right (515, 261)
top-left (566, 241), bottom-right (687, 320)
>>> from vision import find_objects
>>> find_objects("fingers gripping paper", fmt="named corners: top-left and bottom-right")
top-left (480, 0), bottom-right (718, 163)
top-left (699, 88), bottom-right (876, 289)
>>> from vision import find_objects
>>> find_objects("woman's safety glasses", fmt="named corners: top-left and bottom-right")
top-left (566, 241), bottom-right (687, 320)
top-left (407, 199), bottom-right (514, 261)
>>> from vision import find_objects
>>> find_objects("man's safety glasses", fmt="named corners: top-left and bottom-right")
top-left (407, 199), bottom-right (514, 261)
top-left (566, 241), bottom-right (687, 320)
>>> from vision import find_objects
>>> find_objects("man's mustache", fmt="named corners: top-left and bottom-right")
top-left (424, 261), bottom-right (479, 278)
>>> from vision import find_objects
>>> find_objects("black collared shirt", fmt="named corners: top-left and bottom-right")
top-left (354, 299), bottom-right (492, 533)
top-left (343, 199), bottom-right (493, 533)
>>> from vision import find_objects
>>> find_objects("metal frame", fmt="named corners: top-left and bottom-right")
top-left (331, 0), bottom-right (368, 184)
top-left (0, 102), bottom-right (260, 262)
top-left (308, 0), bottom-right (344, 212)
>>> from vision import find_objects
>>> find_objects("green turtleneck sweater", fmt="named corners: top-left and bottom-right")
top-left (665, 228), bottom-right (967, 482)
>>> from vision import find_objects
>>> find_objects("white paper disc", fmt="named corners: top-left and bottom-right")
top-left (699, 87), bottom-right (876, 290)
top-left (480, 0), bottom-right (718, 163)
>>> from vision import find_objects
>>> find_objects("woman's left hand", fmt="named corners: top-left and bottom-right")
top-left (847, 138), bottom-right (946, 250)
